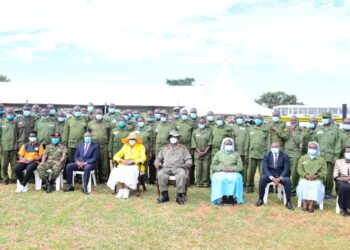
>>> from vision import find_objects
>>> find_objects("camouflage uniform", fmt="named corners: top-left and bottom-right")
top-left (37, 143), bottom-right (67, 180)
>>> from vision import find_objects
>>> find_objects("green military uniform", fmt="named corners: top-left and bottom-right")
top-left (55, 121), bottom-right (65, 136)
top-left (37, 143), bottom-right (67, 180)
top-left (35, 118), bottom-right (56, 145)
top-left (155, 143), bottom-right (192, 193)
top-left (302, 127), bottom-right (317, 155)
top-left (297, 154), bottom-right (327, 181)
top-left (0, 119), bottom-right (18, 182)
top-left (155, 122), bottom-right (176, 155)
top-left (176, 120), bottom-right (193, 151)
top-left (135, 126), bottom-right (153, 181)
top-left (88, 119), bottom-right (111, 182)
top-left (191, 127), bottom-right (212, 186)
top-left (211, 123), bottom-right (232, 159)
top-left (314, 125), bottom-right (341, 196)
top-left (211, 150), bottom-right (243, 172)
top-left (246, 125), bottom-right (270, 192)
top-left (108, 124), bottom-right (133, 156)
top-left (280, 127), bottom-right (304, 193)
top-left (267, 121), bottom-right (286, 150)
top-left (62, 117), bottom-right (88, 163)
top-left (104, 113), bottom-right (119, 124)
top-left (340, 130), bottom-right (350, 157)
top-left (16, 115), bottom-right (35, 148)
top-left (232, 123), bottom-right (249, 187)
top-left (189, 117), bottom-right (199, 130)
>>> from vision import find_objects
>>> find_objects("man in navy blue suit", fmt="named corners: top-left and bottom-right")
top-left (64, 131), bottom-right (100, 194)
top-left (256, 142), bottom-right (294, 210)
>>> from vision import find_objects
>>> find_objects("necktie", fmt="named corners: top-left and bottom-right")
top-left (84, 144), bottom-right (89, 156)
top-left (274, 154), bottom-right (278, 168)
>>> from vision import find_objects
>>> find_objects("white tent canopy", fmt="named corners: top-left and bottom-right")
top-left (0, 64), bottom-right (271, 115)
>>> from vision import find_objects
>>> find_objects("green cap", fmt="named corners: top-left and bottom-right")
top-left (321, 112), bottom-right (332, 118)
top-left (160, 110), bottom-right (168, 116)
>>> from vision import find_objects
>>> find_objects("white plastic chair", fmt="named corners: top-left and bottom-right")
top-left (297, 198), bottom-right (324, 210)
top-left (16, 169), bottom-right (63, 191)
top-left (336, 196), bottom-right (340, 214)
top-left (263, 182), bottom-right (287, 206)
top-left (72, 170), bottom-right (97, 193)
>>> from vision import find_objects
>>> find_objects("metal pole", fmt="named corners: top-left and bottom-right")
top-left (342, 104), bottom-right (347, 120)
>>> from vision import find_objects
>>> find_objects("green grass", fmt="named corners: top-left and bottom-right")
top-left (0, 182), bottom-right (350, 249)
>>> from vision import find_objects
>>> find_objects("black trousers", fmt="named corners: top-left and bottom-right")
top-left (15, 162), bottom-right (38, 186)
top-left (338, 182), bottom-right (350, 211)
top-left (258, 175), bottom-right (292, 202)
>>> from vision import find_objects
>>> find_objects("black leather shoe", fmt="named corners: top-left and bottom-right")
top-left (44, 178), bottom-right (52, 193)
top-left (286, 202), bottom-right (294, 210)
top-left (64, 185), bottom-right (75, 192)
top-left (4, 179), bottom-right (9, 185)
top-left (176, 193), bottom-right (185, 205)
top-left (256, 199), bottom-right (264, 206)
top-left (157, 191), bottom-right (169, 203)
top-left (82, 187), bottom-right (89, 195)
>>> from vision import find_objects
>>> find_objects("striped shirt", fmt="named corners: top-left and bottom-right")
top-left (333, 159), bottom-right (350, 179)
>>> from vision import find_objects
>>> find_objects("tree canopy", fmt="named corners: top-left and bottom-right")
top-left (166, 78), bottom-right (195, 86)
top-left (0, 74), bottom-right (10, 82)
top-left (255, 91), bottom-right (303, 109)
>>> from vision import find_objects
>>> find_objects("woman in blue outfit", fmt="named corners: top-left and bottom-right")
top-left (210, 137), bottom-right (244, 205)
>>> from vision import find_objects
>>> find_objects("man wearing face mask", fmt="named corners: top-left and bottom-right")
top-left (65, 108), bottom-right (73, 121)
top-left (206, 111), bottom-right (215, 130)
top-left (34, 108), bottom-right (56, 146)
top-left (47, 104), bottom-right (57, 121)
top-left (176, 109), bottom-right (193, 152)
top-left (340, 118), bottom-right (350, 157)
top-left (87, 109), bottom-right (111, 183)
top-left (232, 114), bottom-right (249, 189)
top-left (0, 107), bottom-right (18, 184)
top-left (87, 102), bottom-right (95, 121)
top-left (37, 132), bottom-right (67, 193)
top-left (16, 105), bottom-right (35, 148)
top-left (55, 111), bottom-right (66, 135)
top-left (109, 116), bottom-right (134, 160)
top-left (246, 114), bottom-right (271, 193)
top-left (155, 130), bottom-right (192, 205)
top-left (268, 110), bottom-right (286, 150)
top-left (103, 103), bottom-right (119, 124)
top-left (211, 114), bottom-right (233, 160)
top-left (154, 108), bottom-right (161, 123)
top-left (62, 106), bottom-right (88, 164)
top-left (65, 132), bottom-right (100, 194)
top-left (121, 110), bottom-right (134, 130)
top-left (173, 106), bottom-right (181, 125)
top-left (302, 116), bottom-right (318, 155)
top-left (146, 110), bottom-right (157, 183)
top-left (189, 107), bottom-right (199, 129)
top-left (314, 112), bottom-right (341, 199)
top-left (0, 103), bottom-right (3, 181)
top-left (154, 110), bottom-right (176, 156)
top-left (31, 104), bottom-right (41, 120)
top-left (256, 142), bottom-right (293, 210)
top-left (279, 115), bottom-right (304, 195)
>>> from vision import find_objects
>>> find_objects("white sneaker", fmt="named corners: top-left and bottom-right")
top-left (21, 184), bottom-right (28, 193)
top-left (115, 189), bottom-right (124, 199)
top-left (16, 184), bottom-right (24, 193)
top-left (122, 188), bottom-right (130, 199)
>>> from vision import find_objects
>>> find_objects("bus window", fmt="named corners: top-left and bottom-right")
top-left (281, 108), bottom-right (289, 115)
top-left (309, 108), bottom-right (317, 115)
top-left (299, 108), bottom-right (307, 115)
top-left (318, 108), bottom-right (327, 115)
top-left (329, 108), bottom-right (338, 115)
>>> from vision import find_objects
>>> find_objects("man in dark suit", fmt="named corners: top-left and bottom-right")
top-left (64, 131), bottom-right (100, 194)
top-left (256, 142), bottom-right (293, 210)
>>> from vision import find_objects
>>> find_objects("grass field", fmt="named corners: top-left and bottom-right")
top-left (0, 182), bottom-right (349, 249)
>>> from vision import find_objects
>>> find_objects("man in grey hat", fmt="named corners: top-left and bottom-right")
top-left (155, 130), bottom-right (192, 205)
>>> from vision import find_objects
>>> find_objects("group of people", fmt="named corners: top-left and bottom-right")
top-left (1, 103), bottom-right (350, 215)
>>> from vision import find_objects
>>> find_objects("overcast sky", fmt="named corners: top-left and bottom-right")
top-left (0, 0), bottom-right (349, 107)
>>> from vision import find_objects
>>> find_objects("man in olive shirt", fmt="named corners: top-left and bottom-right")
top-left (176, 109), bottom-right (193, 151)
top-left (34, 108), bottom-right (56, 146)
top-left (55, 111), bottom-right (66, 135)
top-left (211, 114), bottom-right (233, 160)
top-left (340, 118), bottom-right (350, 157)
top-left (16, 105), bottom-right (35, 148)
top-left (155, 110), bottom-right (176, 155)
top-left (103, 103), bottom-right (119, 124)
top-left (267, 110), bottom-right (286, 150)
top-left (87, 108), bottom-right (111, 183)
top-left (0, 107), bottom-right (18, 184)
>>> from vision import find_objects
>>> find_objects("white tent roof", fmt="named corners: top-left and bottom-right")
top-left (0, 64), bottom-right (271, 115)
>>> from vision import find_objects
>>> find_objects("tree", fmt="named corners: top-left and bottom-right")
top-left (165, 78), bottom-right (195, 86)
top-left (255, 91), bottom-right (304, 109)
top-left (0, 74), bottom-right (10, 82)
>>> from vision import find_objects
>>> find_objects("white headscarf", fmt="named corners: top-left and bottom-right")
top-left (308, 141), bottom-right (321, 156)
top-left (220, 137), bottom-right (235, 152)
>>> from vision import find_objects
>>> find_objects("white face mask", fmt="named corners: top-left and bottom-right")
top-left (170, 137), bottom-right (178, 144)
top-left (345, 152), bottom-right (350, 160)
top-left (129, 139), bottom-right (136, 145)
top-left (271, 148), bottom-right (279, 155)
top-left (224, 145), bottom-right (233, 152)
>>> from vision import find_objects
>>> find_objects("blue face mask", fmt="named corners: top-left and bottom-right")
top-left (118, 121), bottom-right (126, 128)
top-left (174, 114), bottom-right (180, 119)
top-left (133, 114), bottom-right (140, 120)
top-left (216, 120), bottom-right (224, 126)
top-left (154, 114), bottom-right (161, 119)
top-left (236, 118), bottom-right (244, 125)
top-left (51, 138), bottom-right (60, 144)
top-left (0, 110), bottom-right (3, 115)
top-left (29, 137), bottom-right (37, 143)
top-left (123, 115), bottom-right (129, 121)
top-left (207, 116), bottom-right (214, 122)
top-left (308, 123), bottom-right (316, 129)
top-left (181, 115), bottom-right (188, 121)
top-left (74, 111), bottom-right (81, 117)
top-left (138, 122), bottom-right (145, 128)
top-left (199, 124), bottom-right (206, 130)
top-left (271, 148), bottom-right (279, 154)
top-left (23, 110), bottom-right (31, 117)
top-left (49, 109), bottom-right (56, 115)
top-left (308, 148), bottom-right (318, 159)
top-left (322, 118), bottom-right (330, 125)
top-left (272, 116), bottom-right (280, 123)
top-left (87, 106), bottom-right (94, 113)
top-left (255, 119), bottom-right (262, 126)
top-left (190, 113), bottom-right (197, 119)
top-left (343, 124), bottom-right (350, 131)
top-left (161, 117), bottom-right (167, 123)
top-left (147, 117), bottom-right (154, 122)
top-left (84, 137), bottom-right (92, 144)
top-left (95, 114), bottom-right (103, 120)
top-left (109, 108), bottom-right (116, 114)
top-left (7, 114), bottom-right (14, 120)
top-left (58, 117), bottom-right (65, 123)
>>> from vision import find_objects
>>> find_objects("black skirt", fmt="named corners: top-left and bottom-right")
top-left (338, 182), bottom-right (350, 210)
